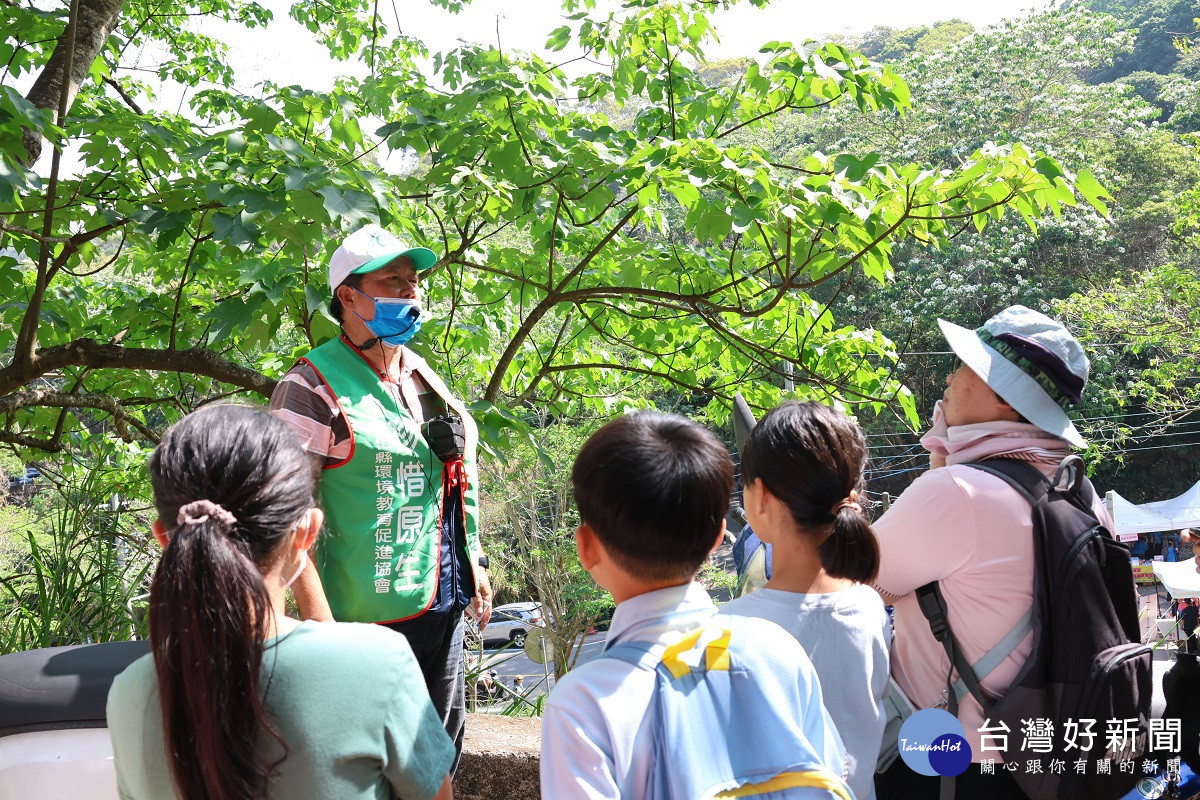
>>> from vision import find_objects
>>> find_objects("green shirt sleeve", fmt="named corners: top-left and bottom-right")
top-left (380, 639), bottom-right (456, 800)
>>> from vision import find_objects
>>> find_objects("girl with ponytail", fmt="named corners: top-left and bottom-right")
top-left (106, 405), bottom-right (454, 800)
top-left (723, 401), bottom-right (890, 800)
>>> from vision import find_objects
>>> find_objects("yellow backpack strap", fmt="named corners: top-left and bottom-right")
top-left (660, 626), bottom-right (734, 679)
top-left (705, 627), bottom-right (732, 672)
top-left (711, 769), bottom-right (853, 800)
top-left (660, 628), bottom-right (704, 678)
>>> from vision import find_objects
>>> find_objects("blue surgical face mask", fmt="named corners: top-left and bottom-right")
top-left (352, 290), bottom-right (422, 346)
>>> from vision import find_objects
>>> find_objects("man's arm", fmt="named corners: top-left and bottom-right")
top-left (471, 565), bottom-right (493, 629)
top-left (269, 366), bottom-right (343, 622)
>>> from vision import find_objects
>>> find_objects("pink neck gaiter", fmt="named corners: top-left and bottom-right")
top-left (920, 400), bottom-right (1072, 467)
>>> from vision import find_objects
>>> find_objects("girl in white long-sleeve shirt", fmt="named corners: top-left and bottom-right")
top-left (723, 401), bottom-right (891, 800)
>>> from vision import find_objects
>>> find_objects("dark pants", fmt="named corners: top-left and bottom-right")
top-left (386, 610), bottom-right (466, 774)
top-left (876, 759), bottom-right (1026, 800)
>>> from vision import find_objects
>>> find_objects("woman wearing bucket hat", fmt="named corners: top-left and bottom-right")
top-left (933, 305), bottom-right (1089, 449)
top-left (872, 306), bottom-right (1111, 799)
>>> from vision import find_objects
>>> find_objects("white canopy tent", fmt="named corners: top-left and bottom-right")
top-left (1151, 560), bottom-right (1200, 599)
top-left (1105, 479), bottom-right (1200, 540)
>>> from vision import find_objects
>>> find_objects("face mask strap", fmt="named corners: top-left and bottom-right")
top-left (281, 548), bottom-right (308, 591)
top-left (348, 286), bottom-right (377, 326)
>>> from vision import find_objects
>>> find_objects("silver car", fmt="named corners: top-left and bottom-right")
top-left (479, 602), bottom-right (545, 648)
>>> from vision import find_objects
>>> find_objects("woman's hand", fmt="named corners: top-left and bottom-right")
top-left (924, 400), bottom-right (949, 469)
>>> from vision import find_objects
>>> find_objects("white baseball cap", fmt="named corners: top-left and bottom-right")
top-left (328, 224), bottom-right (437, 290)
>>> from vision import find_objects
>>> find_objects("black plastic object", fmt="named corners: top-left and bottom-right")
top-left (0, 640), bottom-right (149, 736)
top-left (1162, 652), bottom-right (1200, 772)
top-left (421, 413), bottom-right (465, 463)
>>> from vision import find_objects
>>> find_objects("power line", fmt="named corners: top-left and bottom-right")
top-left (866, 439), bottom-right (1200, 482)
top-left (1102, 441), bottom-right (1200, 456)
top-left (866, 465), bottom-right (928, 481)
top-left (1094, 428), bottom-right (1200, 443)
top-left (862, 410), bottom-right (1200, 441)
top-left (894, 342), bottom-right (1177, 357)
top-left (866, 454), bottom-right (927, 472)
top-left (868, 423), bottom-right (1200, 453)
top-left (867, 444), bottom-right (925, 470)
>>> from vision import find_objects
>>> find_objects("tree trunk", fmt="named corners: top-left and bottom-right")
top-left (21, 0), bottom-right (126, 167)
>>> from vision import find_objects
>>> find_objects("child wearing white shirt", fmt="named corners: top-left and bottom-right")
top-left (723, 401), bottom-right (891, 800)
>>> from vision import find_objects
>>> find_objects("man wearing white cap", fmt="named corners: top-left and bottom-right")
top-left (872, 306), bottom-right (1107, 799)
top-left (270, 224), bottom-right (492, 770)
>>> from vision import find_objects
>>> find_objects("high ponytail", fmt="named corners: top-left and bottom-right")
top-left (741, 401), bottom-right (880, 584)
top-left (147, 406), bottom-right (314, 800)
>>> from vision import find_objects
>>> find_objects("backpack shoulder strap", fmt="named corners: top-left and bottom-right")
top-left (712, 769), bottom-right (853, 800)
top-left (916, 581), bottom-right (990, 716)
top-left (600, 626), bottom-right (736, 679)
top-left (917, 582), bottom-right (1033, 709)
top-left (599, 639), bottom-right (661, 671)
top-left (961, 458), bottom-right (1049, 506)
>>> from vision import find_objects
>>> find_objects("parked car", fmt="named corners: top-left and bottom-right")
top-left (0, 640), bottom-right (147, 800)
top-left (8, 468), bottom-right (39, 488)
top-left (479, 602), bottom-right (546, 648)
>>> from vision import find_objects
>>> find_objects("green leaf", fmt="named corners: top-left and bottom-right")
top-left (1073, 169), bottom-right (1111, 215)
top-left (318, 187), bottom-right (376, 223)
top-left (832, 153), bottom-right (880, 182)
top-left (305, 284), bottom-right (328, 316)
top-left (211, 212), bottom-right (261, 249)
top-left (206, 295), bottom-right (255, 345)
top-left (546, 25), bottom-right (571, 52)
top-left (1033, 156), bottom-right (1064, 182)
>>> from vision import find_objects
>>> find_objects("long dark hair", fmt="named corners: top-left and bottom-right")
top-left (740, 401), bottom-right (879, 584)
top-left (147, 405), bottom-right (313, 800)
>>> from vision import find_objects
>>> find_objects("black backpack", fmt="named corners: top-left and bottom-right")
top-left (1162, 652), bottom-right (1200, 774)
top-left (917, 455), bottom-right (1153, 800)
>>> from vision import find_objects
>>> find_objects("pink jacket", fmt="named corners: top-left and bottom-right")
top-left (874, 455), bottom-right (1114, 763)
top-left (874, 463), bottom-right (1038, 762)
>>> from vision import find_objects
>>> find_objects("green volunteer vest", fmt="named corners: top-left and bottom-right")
top-left (304, 337), bottom-right (450, 623)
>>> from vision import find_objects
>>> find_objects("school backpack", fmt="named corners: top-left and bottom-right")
top-left (601, 621), bottom-right (854, 800)
top-left (731, 523), bottom-right (772, 597)
top-left (917, 455), bottom-right (1152, 800)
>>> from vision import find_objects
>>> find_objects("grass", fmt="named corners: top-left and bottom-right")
top-left (0, 482), bottom-right (152, 653)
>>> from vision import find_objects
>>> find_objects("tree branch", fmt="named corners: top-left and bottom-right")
top-left (101, 74), bottom-right (143, 114)
top-left (482, 204), bottom-right (642, 401)
top-left (0, 389), bottom-right (160, 443)
top-left (0, 430), bottom-right (69, 452)
top-left (0, 339), bottom-right (276, 399)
